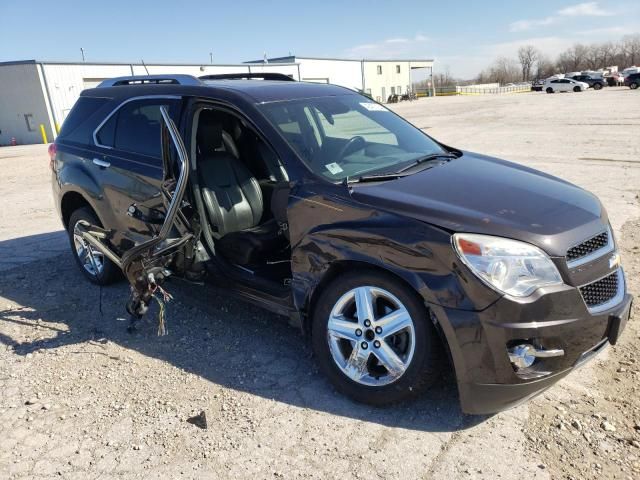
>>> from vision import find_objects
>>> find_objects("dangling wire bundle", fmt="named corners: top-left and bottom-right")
top-left (152, 285), bottom-right (174, 336)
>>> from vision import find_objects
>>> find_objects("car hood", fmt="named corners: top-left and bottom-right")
top-left (349, 152), bottom-right (607, 257)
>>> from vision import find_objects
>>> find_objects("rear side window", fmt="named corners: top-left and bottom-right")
top-left (95, 99), bottom-right (178, 159)
top-left (58, 97), bottom-right (109, 138)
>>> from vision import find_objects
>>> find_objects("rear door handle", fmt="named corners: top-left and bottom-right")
top-left (93, 158), bottom-right (111, 168)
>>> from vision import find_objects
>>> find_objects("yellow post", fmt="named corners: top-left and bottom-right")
top-left (39, 124), bottom-right (48, 144)
top-left (55, 122), bottom-right (60, 134)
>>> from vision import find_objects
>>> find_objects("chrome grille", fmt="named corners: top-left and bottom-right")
top-left (579, 270), bottom-right (619, 309)
top-left (567, 231), bottom-right (609, 263)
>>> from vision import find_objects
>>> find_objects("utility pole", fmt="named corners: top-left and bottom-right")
top-left (80, 47), bottom-right (85, 62)
top-left (209, 52), bottom-right (213, 64)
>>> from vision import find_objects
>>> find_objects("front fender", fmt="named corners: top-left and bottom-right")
top-left (290, 212), bottom-right (501, 316)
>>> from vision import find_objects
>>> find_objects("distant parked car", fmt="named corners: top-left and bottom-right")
top-left (544, 78), bottom-right (589, 93)
top-left (604, 73), bottom-right (624, 87)
top-left (531, 79), bottom-right (544, 91)
top-left (624, 73), bottom-right (640, 89)
top-left (570, 75), bottom-right (605, 90)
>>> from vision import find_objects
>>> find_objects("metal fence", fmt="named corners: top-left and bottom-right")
top-left (417, 85), bottom-right (532, 96)
top-left (456, 85), bottom-right (531, 95)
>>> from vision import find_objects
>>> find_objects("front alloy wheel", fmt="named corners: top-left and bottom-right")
top-left (327, 286), bottom-right (415, 386)
top-left (312, 271), bottom-right (442, 405)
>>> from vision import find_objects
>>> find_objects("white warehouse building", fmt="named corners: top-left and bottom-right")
top-left (0, 56), bottom-right (433, 145)
top-left (248, 56), bottom-right (434, 103)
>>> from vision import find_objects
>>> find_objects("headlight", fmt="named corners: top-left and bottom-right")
top-left (452, 233), bottom-right (563, 297)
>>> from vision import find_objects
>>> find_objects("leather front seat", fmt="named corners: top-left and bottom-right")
top-left (197, 114), bottom-right (283, 265)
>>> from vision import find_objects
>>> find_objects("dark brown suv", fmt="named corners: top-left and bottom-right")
top-left (51, 74), bottom-right (632, 414)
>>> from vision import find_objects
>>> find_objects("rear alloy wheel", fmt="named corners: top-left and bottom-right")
top-left (573, 86), bottom-right (581, 92)
top-left (631, 82), bottom-right (639, 90)
top-left (546, 87), bottom-right (553, 94)
top-left (68, 207), bottom-right (120, 285)
top-left (312, 271), bottom-right (442, 405)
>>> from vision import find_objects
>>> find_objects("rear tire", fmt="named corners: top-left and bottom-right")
top-left (631, 82), bottom-right (639, 90)
top-left (68, 207), bottom-right (120, 285)
top-left (593, 83), bottom-right (602, 90)
top-left (546, 87), bottom-right (553, 94)
top-left (311, 270), bottom-right (443, 406)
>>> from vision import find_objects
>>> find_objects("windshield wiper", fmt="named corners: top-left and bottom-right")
top-left (344, 152), bottom-right (458, 184)
top-left (345, 172), bottom-right (409, 184)
top-left (394, 153), bottom-right (457, 174)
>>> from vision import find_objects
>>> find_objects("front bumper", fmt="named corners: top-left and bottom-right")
top-left (431, 283), bottom-right (633, 415)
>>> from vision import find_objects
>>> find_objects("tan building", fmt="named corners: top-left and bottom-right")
top-left (249, 56), bottom-right (434, 103)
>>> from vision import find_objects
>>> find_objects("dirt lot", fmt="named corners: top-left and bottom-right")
top-left (1, 87), bottom-right (639, 479)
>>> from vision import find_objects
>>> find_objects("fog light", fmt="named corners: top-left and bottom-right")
top-left (508, 343), bottom-right (565, 369)
top-left (508, 344), bottom-right (537, 369)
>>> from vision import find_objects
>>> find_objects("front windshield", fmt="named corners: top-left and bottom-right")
top-left (259, 94), bottom-right (447, 181)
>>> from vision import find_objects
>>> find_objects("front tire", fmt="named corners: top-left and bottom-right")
top-left (311, 270), bottom-right (442, 405)
top-left (593, 83), bottom-right (602, 90)
top-left (573, 86), bottom-right (581, 92)
top-left (68, 207), bottom-right (120, 285)
top-left (546, 87), bottom-right (553, 94)
top-left (631, 82), bottom-right (639, 90)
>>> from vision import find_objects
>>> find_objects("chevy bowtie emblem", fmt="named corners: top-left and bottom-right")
top-left (609, 253), bottom-right (621, 269)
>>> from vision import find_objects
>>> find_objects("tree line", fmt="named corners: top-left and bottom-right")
top-left (475, 34), bottom-right (640, 85)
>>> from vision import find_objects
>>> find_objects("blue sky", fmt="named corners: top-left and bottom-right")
top-left (1, 1), bottom-right (638, 78)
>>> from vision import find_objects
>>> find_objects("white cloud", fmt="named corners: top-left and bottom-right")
top-left (345, 34), bottom-right (429, 58)
top-left (509, 17), bottom-right (556, 32)
top-left (385, 38), bottom-right (410, 44)
top-left (558, 2), bottom-right (613, 17)
top-left (509, 2), bottom-right (616, 32)
top-left (575, 26), bottom-right (627, 35)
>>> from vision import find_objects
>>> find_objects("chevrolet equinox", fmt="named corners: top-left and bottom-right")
top-left (50, 73), bottom-right (633, 414)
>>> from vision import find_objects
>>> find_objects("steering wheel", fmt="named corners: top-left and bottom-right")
top-left (336, 136), bottom-right (366, 161)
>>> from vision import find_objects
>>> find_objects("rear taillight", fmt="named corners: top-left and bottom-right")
top-left (48, 143), bottom-right (57, 170)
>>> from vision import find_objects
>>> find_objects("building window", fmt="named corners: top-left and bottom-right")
top-left (377, 65), bottom-right (382, 75)
top-left (397, 85), bottom-right (402, 94)
top-left (396, 65), bottom-right (401, 74)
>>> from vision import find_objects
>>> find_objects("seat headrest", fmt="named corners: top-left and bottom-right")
top-left (197, 112), bottom-right (223, 154)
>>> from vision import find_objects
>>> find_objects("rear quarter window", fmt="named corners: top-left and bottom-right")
top-left (57, 96), bottom-right (110, 139)
top-left (95, 99), bottom-right (180, 162)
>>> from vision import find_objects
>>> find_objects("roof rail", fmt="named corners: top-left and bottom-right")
top-left (199, 73), bottom-right (296, 82)
top-left (96, 74), bottom-right (203, 87)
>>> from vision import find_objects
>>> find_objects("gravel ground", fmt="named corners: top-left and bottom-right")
top-left (525, 219), bottom-right (640, 480)
top-left (0, 87), bottom-right (639, 479)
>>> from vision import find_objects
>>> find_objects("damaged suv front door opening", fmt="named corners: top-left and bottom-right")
top-left (74, 105), bottom-right (194, 331)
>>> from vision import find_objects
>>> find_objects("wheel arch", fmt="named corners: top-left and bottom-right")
top-left (60, 190), bottom-right (99, 229)
top-left (301, 259), bottom-right (449, 348)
